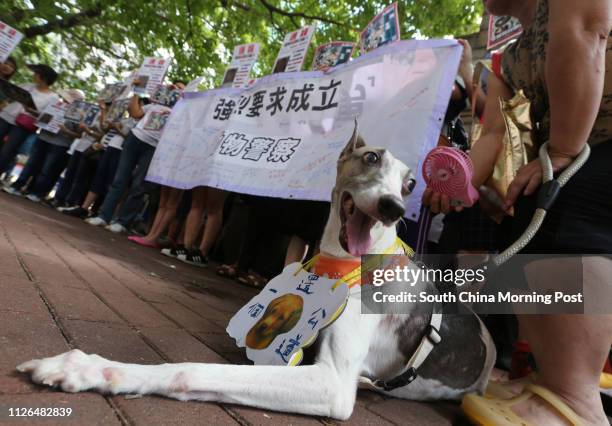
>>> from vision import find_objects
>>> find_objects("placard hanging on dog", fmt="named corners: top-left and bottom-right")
top-left (487, 15), bottom-right (522, 50)
top-left (312, 42), bottom-right (355, 71)
top-left (360, 3), bottom-right (400, 54)
top-left (272, 25), bottom-right (315, 73)
top-left (222, 43), bottom-right (260, 88)
top-left (147, 39), bottom-right (461, 221)
top-left (227, 263), bottom-right (349, 365)
top-left (36, 100), bottom-right (67, 134)
top-left (133, 57), bottom-right (170, 95)
top-left (0, 21), bottom-right (23, 62)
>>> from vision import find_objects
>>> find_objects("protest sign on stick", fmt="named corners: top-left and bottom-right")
top-left (0, 21), bottom-right (23, 62)
top-left (312, 42), bottom-right (355, 71)
top-left (222, 43), bottom-right (260, 88)
top-left (133, 57), bottom-right (171, 96)
top-left (487, 15), bottom-right (522, 50)
top-left (272, 26), bottom-right (316, 73)
top-left (148, 40), bottom-right (462, 221)
top-left (360, 3), bottom-right (400, 54)
top-left (36, 101), bottom-right (67, 134)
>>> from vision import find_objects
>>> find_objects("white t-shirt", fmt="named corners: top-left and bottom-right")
top-left (101, 117), bottom-right (137, 150)
top-left (131, 103), bottom-right (171, 147)
top-left (0, 84), bottom-right (59, 125)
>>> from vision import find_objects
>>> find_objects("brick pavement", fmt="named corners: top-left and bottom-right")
top-left (0, 193), bottom-right (463, 425)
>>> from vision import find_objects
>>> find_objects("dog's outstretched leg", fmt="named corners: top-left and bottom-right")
top-left (17, 300), bottom-right (375, 420)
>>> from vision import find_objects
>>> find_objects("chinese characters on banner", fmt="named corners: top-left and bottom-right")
top-left (133, 57), bottom-right (171, 96)
top-left (312, 42), bottom-right (356, 71)
top-left (487, 15), bottom-right (522, 50)
top-left (360, 2), bottom-right (400, 54)
top-left (222, 43), bottom-right (261, 88)
top-left (147, 40), bottom-right (461, 221)
top-left (226, 262), bottom-right (349, 365)
top-left (0, 21), bottom-right (23, 62)
top-left (36, 101), bottom-right (67, 134)
top-left (272, 25), bottom-right (316, 73)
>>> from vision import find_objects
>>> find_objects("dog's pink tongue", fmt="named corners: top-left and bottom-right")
top-left (346, 208), bottom-right (373, 257)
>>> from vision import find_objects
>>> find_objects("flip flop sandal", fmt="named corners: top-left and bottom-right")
top-left (462, 383), bottom-right (586, 426)
top-left (484, 373), bottom-right (536, 400)
top-left (216, 264), bottom-right (238, 278)
top-left (128, 235), bottom-right (161, 249)
top-left (237, 273), bottom-right (268, 289)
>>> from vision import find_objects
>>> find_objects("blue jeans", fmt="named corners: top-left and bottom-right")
top-left (12, 138), bottom-right (69, 197)
top-left (0, 122), bottom-right (34, 175)
top-left (97, 132), bottom-right (156, 226)
top-left (54, 151), bottom-right (83, 203)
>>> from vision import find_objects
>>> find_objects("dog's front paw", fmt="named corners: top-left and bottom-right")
top-left (17, 349), bottom-right (111, 393)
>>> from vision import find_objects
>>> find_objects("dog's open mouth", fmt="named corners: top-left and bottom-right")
top-left (339, 192), bottom-right (376, 257)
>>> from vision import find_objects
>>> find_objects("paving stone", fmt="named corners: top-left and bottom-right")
top-left (365, 399), bottom-right (460, 425)
top-left (139, 327), bottom-right (226, 363)
top-left (113, 395), bottom-right (238, 426)
top-left (42, 285), bottom-right (124, 324)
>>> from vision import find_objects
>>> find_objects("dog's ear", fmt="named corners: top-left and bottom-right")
top-left (339, 118), bottom-right (365, 159)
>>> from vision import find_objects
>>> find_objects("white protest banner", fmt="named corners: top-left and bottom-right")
top-left (36, 101), bottom-right (67, 134)
top-left (487, 15), bottom-right (522, 50)
top-left (134, 57), bottom-right (170, 95)
top-left (0, 21), bottom-right (23, 62)
top-left (222, 43), bottom-right (260, 88)
top-left (147, 40), bottom-right (461, 222)
top-left (312, 42), bottom-right (355, 71)
top-left (272, 25), bottom-right (316, 73)
top-left (360, 3), bottom-right (400, 54)
top-left (185, 76), bottom-right (205, 92)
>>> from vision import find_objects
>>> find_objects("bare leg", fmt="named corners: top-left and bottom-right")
top-left (144, 186), bottom-right (170, 241)
top-left (513, 256), bottom-right (612, 425)
top-left (81, 191), bottom-right (98, 210)
top-left (142, 188), bottom-right (183, 243)
top-left (183, 187), bottom-right (207, 249)
top-left (285, 235), bottom-right (308, 266)
top-left (198, 188), bottom-right (227, 256)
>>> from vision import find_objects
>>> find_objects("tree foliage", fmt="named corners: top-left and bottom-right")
top-left (1, 0), bottom-right (483, 96)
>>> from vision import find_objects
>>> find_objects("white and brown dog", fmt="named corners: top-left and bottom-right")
top-left (17, 122), bottom-right (495, 420)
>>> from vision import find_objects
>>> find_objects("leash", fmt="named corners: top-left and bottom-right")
top-left (489, 141), bottom-right (590, 268)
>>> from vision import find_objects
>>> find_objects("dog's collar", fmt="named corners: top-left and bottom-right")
top-left (305, 237), bottom-right (414, 288)
top-left (361, 306), bottom-right (443, 392)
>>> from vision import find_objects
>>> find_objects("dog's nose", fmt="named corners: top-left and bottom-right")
top-left (377, 195), bottom-right (405, 222)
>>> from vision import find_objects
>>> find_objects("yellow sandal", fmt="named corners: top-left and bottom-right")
top-left (462, 383), bottom-right (586, 425)
top-left (484, 373), bottom-right (536, 400)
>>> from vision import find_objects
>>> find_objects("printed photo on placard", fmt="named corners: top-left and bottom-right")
top-left (150, 85), bottom-right (182, 108)
top-left (133, 57), bottom-right (171, 96)
top-left (64, 100), bottom-right (90, 122)
top-left (106, 98), bottom-right (130, 123)
top-left (99, 83), bottom-right (127, 103)
top-left (272, 57), bottom-right (289, 74)
top-left (487, 15), bottom-right (522, 50)
top-left (143, 111), bottom-right (170, 131)
top-left (133, 75), bottom-right (149, 94)
top-left (360, 3), bottom-right (400, 54)
top-left (312, 42), bottom-right (355, 71)
top-left (222, 68), bottom-right (238, 85)
top-left (83, 105), bottom-right (100, 126)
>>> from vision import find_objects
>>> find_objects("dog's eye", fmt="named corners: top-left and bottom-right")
top-left (402, 178), bottom-right (416, 195)
top-left (363, 152), bottom-right (379, 165)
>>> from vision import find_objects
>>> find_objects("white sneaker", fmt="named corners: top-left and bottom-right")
top-left (25, 194), bottom-right (41, 203)
top-left (106, 222), bottom-right (127, 234)
top-left (85, 216), bottom-right (108, 227)
top-left (2, 186), bottom-right (22, 196)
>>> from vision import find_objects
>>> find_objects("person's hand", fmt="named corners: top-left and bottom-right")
top-left (457, 39), bottom-right (473, 75)
top-left (422, 188), bottom-right (464, 214)
top-left (78, 122), bottom-right (88, 131)
top-left (0, 63), bottom-right (12, 76)
top-left (504, 154), bottom-right (574, 210)
top-left (92, 142), bottom-right (103, 151)
top-left (97, 99), bottom-right (107, 110)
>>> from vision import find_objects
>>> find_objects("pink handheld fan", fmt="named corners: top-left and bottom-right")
top-left (422, 146), bottom-right (479, 207)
